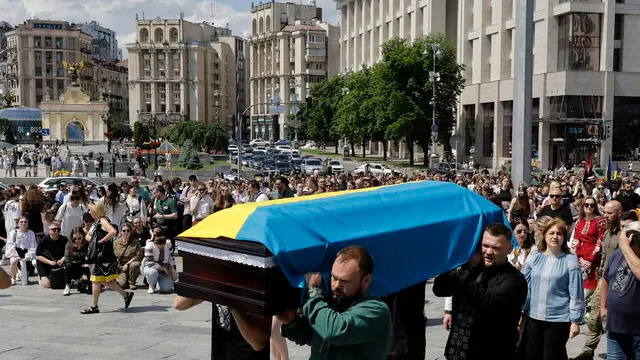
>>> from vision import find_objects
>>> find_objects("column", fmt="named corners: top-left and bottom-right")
top-left (87, 114), bottom-right (93, 140)
top-left (493, 99), bottom-right (504, 170)
top-left (346, 2), bottom-right (351, 70)
top-left (600, 0), bottom-right (616, 167)
top-left (56, 113), bottom-right (62, 140)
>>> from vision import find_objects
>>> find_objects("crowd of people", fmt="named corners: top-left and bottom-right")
top-left (0, 156), bottom-right (639, 360)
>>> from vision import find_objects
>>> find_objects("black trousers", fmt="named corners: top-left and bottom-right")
top-left (65, 263), bottom-right (90, 286)
top-left (519, 317), bottom-right (570, 360)
top-left (385, 281), bottom-right (427, 360)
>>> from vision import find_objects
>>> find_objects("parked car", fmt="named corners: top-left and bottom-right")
top-left (276, 161), bottom-right (293, 175)
top-left (301, 158), bottom-right (325, 175)
top-left (275, 145), bottom-right (292, 152)
top-left (241, 156), bottom-right (252, 167)
top-left (353, 163), bottom-right (393, 175)
top-left (275, 140), bottom-right (290, 146)
top-left (291, 158), bottom-right (302, 173)
top-left (328, 160), bottom-right (344, 173)
top-left (227, 144), bottom-right (238, 153)
top-left (251, 155), bottom-right (266, 169)
top-left (38, 177), bottom-right (105, 193)
top-left (262, 159), bottom-right (276, 172)
top-left (250, 139), bottom-right (268, 147)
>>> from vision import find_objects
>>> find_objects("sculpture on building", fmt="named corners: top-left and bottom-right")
top-left (62, 61), bottom-right (85, 85)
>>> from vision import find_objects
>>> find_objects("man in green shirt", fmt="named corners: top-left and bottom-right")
top-left (153, 185), bottom-right (178, 241)
top-left (279, 245), bottom-right (391, 360)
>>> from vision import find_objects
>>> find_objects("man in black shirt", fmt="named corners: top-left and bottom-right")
top-left (614, 180), bottom-right (640, 211)
top-left (35, 221), bottom-right (68, 288)
top-left (537, 186), bottom-right (574, 226)
top-left (173, 296), bottom-right (271, 360)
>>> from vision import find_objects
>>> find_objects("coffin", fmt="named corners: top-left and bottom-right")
top-left (175, 237), bottom-right (302, 316)
top-left (176, 181), bottom-right (507, 316)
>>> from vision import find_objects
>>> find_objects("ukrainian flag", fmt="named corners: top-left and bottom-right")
top-left (178, 181), bottom-right (506, 296)
top-left (606, 156), bottom-right (612, 182)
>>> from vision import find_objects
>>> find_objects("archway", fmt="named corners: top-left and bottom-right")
top-left (66, 121), bottom-right (85, 143)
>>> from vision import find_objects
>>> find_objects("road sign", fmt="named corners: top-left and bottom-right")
top-left (449, 134), bottom-right (464, 149)
top-left (41, 128), bottom-right (50, 136)
top-left (290, 105), bottom-right (300, 115)
top-left (269, 105), bottom-right (286, 114)
top-left (431, 123), bottom-right (438, 132)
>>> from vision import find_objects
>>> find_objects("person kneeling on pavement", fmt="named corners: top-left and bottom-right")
top-left (278, 245), bottom-right (391, 360)
top-left (35, 221), bottom-right (68, 289)
top-left (114, 222), bottom-right (142, 290)
top-left (63, 227), bottom-right (91, 296)
top-left (142, 236), bottom-right (174, 294)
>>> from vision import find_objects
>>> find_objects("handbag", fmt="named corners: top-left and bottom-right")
top-left (85, 223), bottom-right (103, 264)
top-left (49, 267), bottom-right (65, 289)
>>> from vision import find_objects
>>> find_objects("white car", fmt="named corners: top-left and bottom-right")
top-left (250, 139), bottom-right (268, 147)
top-left (329, 160), bottom-right (344, 173)
top-left (353, 163), bottom-right (393, 175)
top-left (37, 177), bottom-right (105, 193)
top-left (275, 145), bottom-right (292, 151)
top-left (227, 144), bottom-right (238, 153)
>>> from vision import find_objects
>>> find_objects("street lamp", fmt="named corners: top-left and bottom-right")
top-left (425, 44), bottom-right (443, 169)
top-left (289, 77), bottom-right (300, 142)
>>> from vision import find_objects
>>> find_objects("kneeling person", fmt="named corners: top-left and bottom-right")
top-left (35, 222), bottom-right (68, 288)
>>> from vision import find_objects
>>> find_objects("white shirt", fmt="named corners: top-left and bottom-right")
top-left (3, 199), bottom-right (21, 235)
top-left (125, 195), bottom-right (148, 223)
top-left (4, 229), bottom-right (37, 260)
top-left (192, 195), bottom-right (213, 221)
top-left (55, 202), bottom-right (87, 238)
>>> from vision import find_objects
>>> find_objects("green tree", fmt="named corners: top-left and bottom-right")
top-left (0, 92), bottom-right (15, 109)
top-left (337, 66), bottom-right (374, 158)
top-left (178, 139), bottom-right (202, 169)
top-left (165, 121), bottom-right (228, 152)
top-left (133, 121), bottom-right (151, 148)
top-left (299, 76), bottom-right (344, 153)
top-left (380, 35), bottom-right (464, 165)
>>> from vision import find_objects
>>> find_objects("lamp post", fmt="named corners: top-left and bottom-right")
top-left (425, 44), bottom-right (443, 169)
top-left (289, 77), bottom-right (300, 142)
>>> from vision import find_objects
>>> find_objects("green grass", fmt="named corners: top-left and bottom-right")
top-left (301, 149), bottom-right (430, 170)
top-left (170, 161), bottom-right (228, 171)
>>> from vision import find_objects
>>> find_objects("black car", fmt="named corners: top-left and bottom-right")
top-left (262, 159), bottom-right (276, 171)
top-left (275, 161), bottom-right (293, 175)
top-left (291, 159), bottom-right (302, 173)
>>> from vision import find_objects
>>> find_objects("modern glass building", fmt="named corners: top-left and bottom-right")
top-left (0, 106), bottom-right (42, 142)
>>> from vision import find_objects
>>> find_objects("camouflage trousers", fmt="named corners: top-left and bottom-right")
top-left (581, 282), bottom-right (604, 354)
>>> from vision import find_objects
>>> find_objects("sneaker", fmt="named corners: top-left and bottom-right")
top-left (124, 291), bottom-right (134, 309)
top-left (129, 284), bottom-right (137, 290)
top-left (11, 278), bottom-right (16, 286)
top-left (147, 287), bottom-right (155, 294)
top-left (63, 288), bottom-right (71, 296)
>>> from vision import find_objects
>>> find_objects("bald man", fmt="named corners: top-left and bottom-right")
top-left (572, 200), bottom-right (622, 360)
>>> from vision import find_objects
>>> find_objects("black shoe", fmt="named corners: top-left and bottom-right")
top-left (124, 291), bottom-right (134, 309)
top-left (570, 351), bottom-right (594, 360)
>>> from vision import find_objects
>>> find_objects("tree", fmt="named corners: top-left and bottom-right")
top-left (337, 66), bottom-right (374, 158)
top-left (165, 121), bottom-right (228, 152)
top-left (380, 35), bottom-right (464, 165)
top-left (0, 92), bottom-right (15, 109)
top-left (178, 139), bottom-right (203, 169)
top-left (298, 76), bottom-right (344, 153)
top-left (133, 121), bottom-right (151, 148)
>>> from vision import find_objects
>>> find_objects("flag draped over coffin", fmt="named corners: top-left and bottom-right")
top-left (179, 181), bottom-right (507, 297)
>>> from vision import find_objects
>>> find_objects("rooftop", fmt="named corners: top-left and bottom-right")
top-left (0, 107), bottom-right (42, 121)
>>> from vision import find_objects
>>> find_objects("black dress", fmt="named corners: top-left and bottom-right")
top-left (89, 218), bottom-right (118, 283)
top-left (211, 304), bottom-right (269, 360)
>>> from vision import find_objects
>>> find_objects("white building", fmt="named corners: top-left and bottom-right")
top-left (249, 1), bottom-right (340, 141)
top-left (335, 0), bottom-right (458, 72)
top-left (80, 21), bottom-right (120, 61)
top-left (127, 16), bottom-right (247, 133)
top-left (456, 0), bottom-right (640, 169)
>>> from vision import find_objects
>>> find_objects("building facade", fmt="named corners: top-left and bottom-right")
top-left (3, 20), bottom-right (94, 108)
top-left (127, 16), bottom-right (246, 133)
top-left (80, 21), bottom-right (120, 61)
top-left (457, 0), bottom-right (640, 169)
top-left (335, 0), bottom-right (458, 72)
top-left (0, 21), bottom-right (14, 97)
top-left (249, 1), bottom-right (339, 141)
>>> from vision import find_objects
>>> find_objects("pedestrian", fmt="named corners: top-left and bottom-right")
top-left (433, 223), bottom-right (528, 360)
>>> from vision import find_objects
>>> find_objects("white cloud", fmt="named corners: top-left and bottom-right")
top-left (1, 0), bottom-right (340, 58)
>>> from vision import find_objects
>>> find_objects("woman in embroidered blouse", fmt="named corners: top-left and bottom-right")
top-left (519, 218), bottom-right (585, 360)
top-left (508, 217), bottom-right (536, 270)
top-left (570, 196), bottom-right (606, 294)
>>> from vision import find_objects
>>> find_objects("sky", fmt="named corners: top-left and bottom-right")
top-left (0, 0), bottom-right (340, 59)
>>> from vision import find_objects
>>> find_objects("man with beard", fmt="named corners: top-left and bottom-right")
top-left (572, 200), bottom-right (622, 360)
top-left (614, 180), bottom-right (640, 211)
top-left (278, 245), bottom-right (391, 359)
top-left (433, 223), bottom-right (528, 360)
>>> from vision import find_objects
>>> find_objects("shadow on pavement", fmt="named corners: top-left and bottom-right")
top-left (117, 305), bottom-right (171, 313)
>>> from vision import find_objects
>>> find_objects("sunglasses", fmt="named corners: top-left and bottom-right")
top-left (50, 228), bottom-right (60, 232)
top-left (584, 203), bottom-right (596, 208)
top-left (198, 188), bottom-right (207, 191)
top-left (73, 237), bottom-right (83, 241)
top-left (121, 229), bottom-right (131, 233)
top-left (549, 195), bottom-right (562, 199)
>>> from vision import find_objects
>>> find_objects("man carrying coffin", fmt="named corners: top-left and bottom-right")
top-left (172, 296), bottom-right (271, 359)
top-left (433, 223), bottom-right (528, 360)
top-left (278, 245), bottom-right (392, 360)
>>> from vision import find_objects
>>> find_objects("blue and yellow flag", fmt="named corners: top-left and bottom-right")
top-left (179, 181), bottom-right (506, 296)
top-left (606, 156), bottom-right (612, 181)
top-left (614, 163), bottom-right (621, 180)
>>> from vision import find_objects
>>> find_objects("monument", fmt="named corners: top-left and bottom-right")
top-left (39, 61), bottom-right (109, 143)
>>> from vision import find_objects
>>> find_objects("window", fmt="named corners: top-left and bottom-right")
top-left (44, 37), bottom-right (52, 48)
top-left (463, 105), bottom-right (476, 156)
top-left (557, 13), bottom-right (602, 71)
top-left (57, 79), bottom-right (64, 92)
top-left (614, 14), bottom-right (623, 41)
top-left (308, 34), bottom-right (327, 43)
top-left (502, 101), bottom-right (513, 157)
top-left (143, 83), bottom-right (151, 101)
top-left (46, 65), bottom-right (53, 77)
top-left (613, 48), bottom-right (622, 72)
top-left (45, 52), bottom-right (53, 64)
top-left (159, 83), bottom-right (166, 102)
top-left (34, 36), bottom-right (42, 48)
top-left (173, 83), bottom-right (180, 103)
top-left (55, 37), bottom-right (63, 49)
top-left (482, 103), bottom-right (494, 158)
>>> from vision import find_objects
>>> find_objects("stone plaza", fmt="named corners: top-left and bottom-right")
top-left (0, 267), bottom-right (605, 360)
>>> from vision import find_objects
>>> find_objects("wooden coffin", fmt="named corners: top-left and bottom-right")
top-left (175, 237), bottom-right (302, 316)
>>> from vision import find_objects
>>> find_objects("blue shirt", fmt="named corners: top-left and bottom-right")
top-left (604, 249), bottom-right (640, 334)
top-left (522, 250), bottom-right (585, 323)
